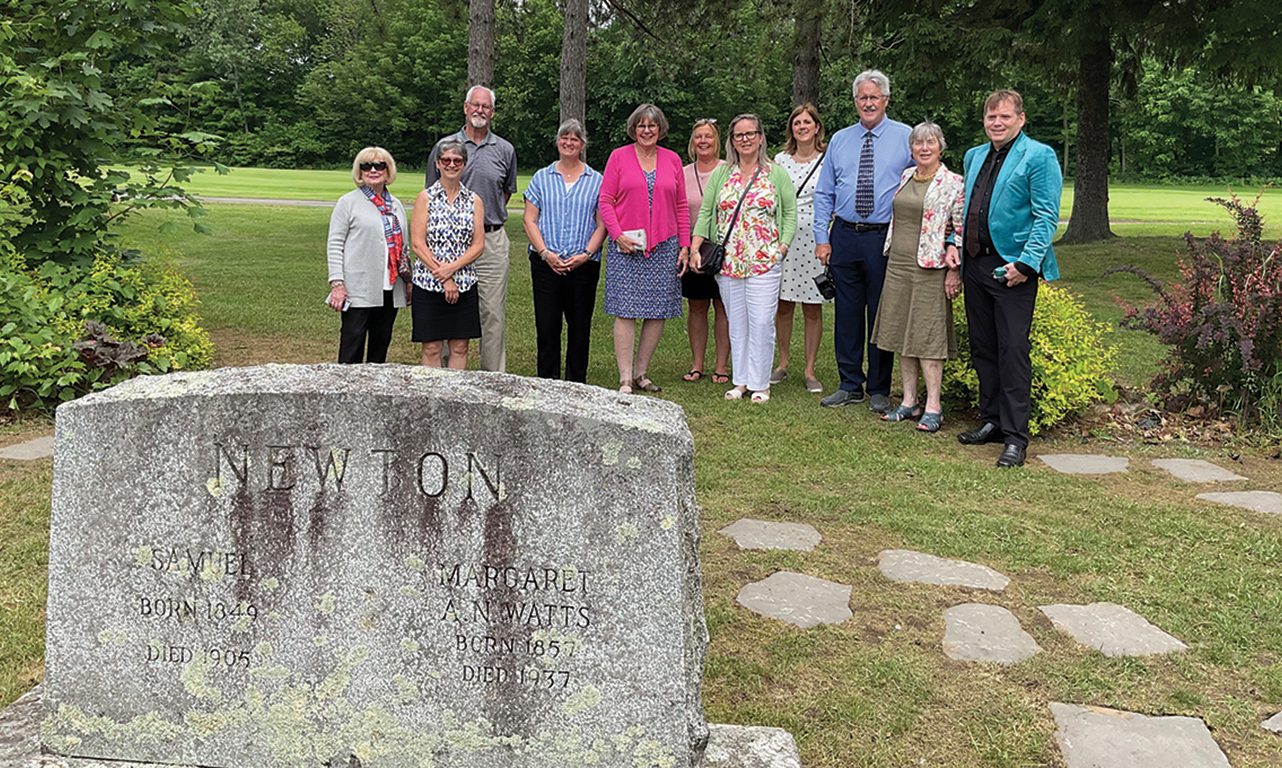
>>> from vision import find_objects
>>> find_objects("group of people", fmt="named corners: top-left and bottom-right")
top-left (325, 71), bottom-right (1062, 464)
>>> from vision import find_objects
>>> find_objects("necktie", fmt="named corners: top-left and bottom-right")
top-left (855, 131), bottom-right (875, 219)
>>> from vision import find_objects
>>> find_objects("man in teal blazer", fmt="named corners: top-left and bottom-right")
top-left (957, 90), bottom-right (1063, 467)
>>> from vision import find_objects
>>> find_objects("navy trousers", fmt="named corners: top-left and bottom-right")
top-left (829, 223), bottom-right (893, 396)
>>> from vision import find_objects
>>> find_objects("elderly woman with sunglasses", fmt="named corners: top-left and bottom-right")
top-left (326, 146), bottom-right (411, 363)
top-left (690, 114), bottom-right (796, 404)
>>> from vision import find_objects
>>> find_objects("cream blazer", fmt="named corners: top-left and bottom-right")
top-left (882, 164), bottom-right (965, 269)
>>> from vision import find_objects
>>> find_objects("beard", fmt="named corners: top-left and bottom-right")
top-left (469, 115), bottom-right (490, 130)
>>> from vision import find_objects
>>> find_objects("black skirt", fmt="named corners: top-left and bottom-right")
top-left (411, 285), bottom-right (481, 342)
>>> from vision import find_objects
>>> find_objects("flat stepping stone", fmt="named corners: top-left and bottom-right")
top-left (719, 519), bottom-right (821, 551)
top-left (942, 603), bottom-right (1041, 665)
top-left (1264, 711), bottom-right (1282, 734)
top-left (1151, 458), bottom-right (1246, 483)
top-left (1050, 702), bottom-right (1231, 768)
top-left (703, 724), bottom-right (802, 767)
top-left (1039, 602), bottom-right (1187, 657)
top-left (1039, 453), bottom-right (1130, 474)
top-left (736, 571), bottom-right (852, 628)
top-left (0, 436), bottom-right (53, 461)
top-left (1197, 491), bottom-right (1282, 516)
top-left (877, 549), bottom-right (1009, 591)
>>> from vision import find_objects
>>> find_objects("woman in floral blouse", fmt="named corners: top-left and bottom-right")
top-left (410, 140), bottom-right (485, 368)
top-left (690, 114), bottom-right (796, 403)
top-left (870, 121), bottom-right (965, 432)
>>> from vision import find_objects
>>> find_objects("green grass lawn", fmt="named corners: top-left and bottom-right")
top-left (3, 190), bottom-right (1282, 767)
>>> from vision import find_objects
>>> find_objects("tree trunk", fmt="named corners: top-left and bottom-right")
top-left (1061, 27), bottom-right (1115, 243)
top-left (790, 0), bottom-right (822, 108)
top-left (560, 0), bottom-right (588, 126)
top-left (468, 0), bottom-right (495, 87)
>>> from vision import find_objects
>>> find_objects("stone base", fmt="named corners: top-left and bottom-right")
top-left (1, 687), bottom-right (801, 768)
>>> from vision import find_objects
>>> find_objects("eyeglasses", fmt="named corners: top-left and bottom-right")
top-left (466, 101), bottom-right (494, 112)
top-left (732, 131), bottom-right (761, 142)
top-left (438, 157), bottom-right (465, 167)
top-left (359, 162), bottom-right (388, 172)
top-left (856, 95), bottom-right (887, 104)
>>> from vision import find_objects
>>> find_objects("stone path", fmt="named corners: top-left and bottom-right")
top-left (877, 549), bottom-right (1009, 591)
top-left (1039, 603), bottom-right (1187, 657)
top-left (942, 604), bottom-right (1041, 665)
top-left (0, 436), bottom-right (53, 461)
top-left (735, 571), bottom-right (852, 629)
top-left (1263, 711), bottom-right (1282, 734)
top-left (1050, 702), bottom-right (1231, 768)
top-left (1039, 453), bottom-right (1130, 474)
top-left (718, 519), bottom-right (821, 551)
top-left (1151, 458), bottom-right (1246, 483)
top-left (703, 725), bottom-right (802, 768)
top-left (1196, 490), bottom-right (1282, 516)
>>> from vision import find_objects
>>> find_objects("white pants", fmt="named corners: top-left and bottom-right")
top-left (716, 265), bottom-right (781, 392)
top-left (475, 227), bottom-right (511, 372)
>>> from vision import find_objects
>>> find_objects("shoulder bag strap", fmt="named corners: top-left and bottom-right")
top-left (716, 166), bottom-right (763, 249)
top-left (796, 152), bottom-right (825, 194)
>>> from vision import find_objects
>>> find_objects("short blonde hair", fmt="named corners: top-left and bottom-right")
top-left (686, 119), bottom-right (721, 162)
top-left (351, 146), bottom-right (397, 186)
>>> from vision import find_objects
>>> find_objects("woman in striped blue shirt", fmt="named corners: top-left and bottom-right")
top-left (522, 119), bottom-right (607, 383)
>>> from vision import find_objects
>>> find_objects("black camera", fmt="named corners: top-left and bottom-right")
top-left (813, 268), bottom-right (836, 300)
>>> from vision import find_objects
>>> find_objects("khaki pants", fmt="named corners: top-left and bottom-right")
top-left (470, 227), bottom-right (510, 372)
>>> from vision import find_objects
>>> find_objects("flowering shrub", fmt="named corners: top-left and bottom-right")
top-left (1115, 196), bottom-right (1282, 430)
top-left (945, 284), bottom-right (1118, 435)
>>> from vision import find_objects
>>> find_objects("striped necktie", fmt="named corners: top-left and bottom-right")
top-left (855, 131), bottom-right (875, 219)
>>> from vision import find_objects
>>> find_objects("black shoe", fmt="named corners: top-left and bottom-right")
top-left (957, 422), bottom-right (1004, 445)
top-left (996, 442), bottom-right (1026, 468)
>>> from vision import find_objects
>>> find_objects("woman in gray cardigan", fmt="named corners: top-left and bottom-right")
top-left (326, 146), bottom-right (411, 363)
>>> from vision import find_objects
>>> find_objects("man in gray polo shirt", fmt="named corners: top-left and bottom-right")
top-left (425, 84), bottom-right (518, 372)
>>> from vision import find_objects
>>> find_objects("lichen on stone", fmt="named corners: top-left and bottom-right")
top-left (560, 686), bottom-right (602, 717)
top-left (316, 590), bottom-right (337, 616)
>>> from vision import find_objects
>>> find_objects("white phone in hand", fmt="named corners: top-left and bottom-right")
top-left (621, 228), bottom-right (647, 252)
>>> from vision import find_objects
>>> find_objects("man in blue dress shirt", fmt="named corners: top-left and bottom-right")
top-left (813, 70), bottom-right (914, 413)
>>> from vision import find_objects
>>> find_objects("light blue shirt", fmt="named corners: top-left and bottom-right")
top-left (524, 162), bottom-right (604, 260)
top-left (812, 117), bottom-right (913, 245)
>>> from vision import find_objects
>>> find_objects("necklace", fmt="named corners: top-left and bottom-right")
top-left (913, 167), bottom-right (938, 183)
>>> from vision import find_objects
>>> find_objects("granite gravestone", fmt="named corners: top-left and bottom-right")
top-left (43, 365), bottom-right (708, 768)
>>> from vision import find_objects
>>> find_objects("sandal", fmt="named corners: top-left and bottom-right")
top-left (882, 403), bottom-right (925, 422)
top-left (633, 376), bottom-right (662, 393)
top-left (750, 390), bottom-right (770, 404)
top-left (724, 386), bottom-right (747, 400)
top-left (916, 411), bottom-right (943, 433)
top-left (618, 382), bottom-right (634, 395)
top-left (711, 372), bottom-right (730, 384)
top-left (681, 370), bottom-right (704, 383)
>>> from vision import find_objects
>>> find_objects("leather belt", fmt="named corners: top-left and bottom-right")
top-left (836, 219), bottom-right (888, 232)
top-left (483, 223), bottom-right (504, 233)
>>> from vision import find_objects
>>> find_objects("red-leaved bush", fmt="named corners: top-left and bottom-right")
top-left (1114, 195), bottom-right (1282, 429)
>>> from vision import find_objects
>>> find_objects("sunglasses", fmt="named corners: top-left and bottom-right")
top-left (359, 161), bottom-right (388, 172)
top-left (695, 118), bottom-right (717, 126)
top-left (438, 157), bottom-right (465, 167)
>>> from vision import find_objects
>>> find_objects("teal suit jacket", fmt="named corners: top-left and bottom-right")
top-left (962, 132), bottom-right (1062, 281)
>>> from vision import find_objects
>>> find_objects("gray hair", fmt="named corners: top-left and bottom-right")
top-left (436, 140), bottom-right (468, 163)
top-left (626, 103), bottom-right (669, 141)
top-left (464, 84), bottom-right (496, 108)
top-left (725, 114), bottom-right (770, 169)
top-left (555, 119), bottom-right (589, 160)
top-left (909, 121), bottom-right (947, 152)
top-left (852, 69), bottom-right (891, 100)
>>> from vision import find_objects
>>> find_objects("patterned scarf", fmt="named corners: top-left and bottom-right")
top-left (361, 185), bottom-right (407, 283)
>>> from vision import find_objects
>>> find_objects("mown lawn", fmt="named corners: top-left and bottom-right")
top-left (3, 188), bottom-right (1281, 767)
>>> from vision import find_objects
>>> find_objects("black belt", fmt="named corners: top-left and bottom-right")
top-left (483, 223), bottom-right (504, 233)
top-left (835, 219), bottom-right (888, 232)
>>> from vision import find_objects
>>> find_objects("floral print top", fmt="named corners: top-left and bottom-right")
top-left (714, 167), bottom-right (784, 278)
top-left (414, 181), bottom-right (478, 292)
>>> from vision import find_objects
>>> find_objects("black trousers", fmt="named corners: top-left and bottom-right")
top-left (338, 289), bottom-right (398, 363)
top-left (829, 223), bottom-right (893, 395)
top-left (963, 252), bottom-right (1038, 447)
top-left (530, 255), bottom-right (600, 383)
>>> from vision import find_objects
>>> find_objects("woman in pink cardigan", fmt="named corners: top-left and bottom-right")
top-left (598, 103), bottom-right (691, 394)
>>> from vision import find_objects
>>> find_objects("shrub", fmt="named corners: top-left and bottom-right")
top-left (944, 284), bottom-right (1119, 435)
top-left (1113, 196), bottom-right (1282, 431)
top-left (0, 253), bottom-right (212, 411)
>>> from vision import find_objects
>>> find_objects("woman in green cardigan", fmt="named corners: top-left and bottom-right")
top-left (690, 113), bottom-right (797, 403)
